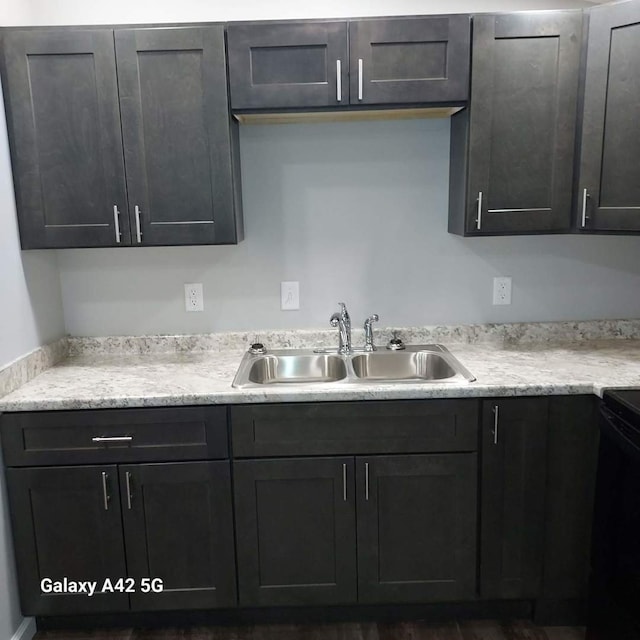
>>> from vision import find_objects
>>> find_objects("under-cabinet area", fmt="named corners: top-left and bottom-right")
top-left (2, 0), bottom-right (640, 247)
top-left (0, 395), bottom-right (599, 625)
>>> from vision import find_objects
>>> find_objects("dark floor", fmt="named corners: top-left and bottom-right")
top-left (35, 621), bottom-right (585, 640)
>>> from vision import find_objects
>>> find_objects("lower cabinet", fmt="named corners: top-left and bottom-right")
top-left (118, 462), bottom-right (237, 611)
top-left (1, 397), bottom-right (599, 621)
top-left (480, 398), bottom-right (549, 599)
top-left (233, 453), bottom-right (478, 607)
top-left (7, 460), bottom-right (236, 615)
top-left (357, 454), bottom-right (477, 603)
top-left (7, 465), bottom-right (129, 615)
top-left (234, 457), bottom-right (357, 606)
top-left (1, 406), bottom-right (235, 616)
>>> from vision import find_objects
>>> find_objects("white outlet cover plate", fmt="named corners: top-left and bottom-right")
top-left (184, 283), bottom-right (204, 312)
top-left (281, 281), bottom-right (300, 310)
top-left (492, 276), bottom-right (512, 306)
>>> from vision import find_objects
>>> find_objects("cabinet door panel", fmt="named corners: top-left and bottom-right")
top-left (2, 29), bottom-right (129, 248)
top-left (357, 454), bottom-right (477, 603)
top-left (579, 2), bottom-right (640, 231)
top-left (464, 12), bottom-right (581, 234)
top-left (120, 461), bottom-right (236, 610)
top-left (115, 27), bottom-right (239, 245)
top-left (6, 465), bottom-right (128, 615)
top-left (480, 398), bottom-right (548, 599)
top-left (541, 396), bottom-right (599, 600)
top-left (350, 16), bottom-right (470, 105)
top-left (227, 22), bottom-right (348, 109)
top-left (234, 457), bottom-right (356, 606)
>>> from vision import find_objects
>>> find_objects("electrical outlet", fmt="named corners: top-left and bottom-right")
top-left (281, 281), bottom-right (300, 310)
top-left (492, 277), bottom-right (512, 306)
top-left (184, 283), bottom-right (204, 312)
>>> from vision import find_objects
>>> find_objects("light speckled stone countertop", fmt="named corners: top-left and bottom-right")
top-left (2, 339), bottom-right (640, 411)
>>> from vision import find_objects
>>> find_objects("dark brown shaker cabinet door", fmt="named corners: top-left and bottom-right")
top-left (6, 466), bottom-right (128, 615)
top-left (356, 454), bottom-right (477, 604)
top-left (234, 457), bottom-right (357, 607)
top-left (227, 22), bottom-right (348, 109)
top-left (579, 1), bottom-right (640, 231)
top-left (349, 16), bottom-right (470, 106)
top-left (119, 462), bottom-right (237, 611)
top-left (465, 12), bottom-right (581, 234)
top-left (1, 29), bottom-right (129, 248)
top-left (480, 399), bottom-right (548, 599)
top-left (115, 27), bottom-right (239, 245)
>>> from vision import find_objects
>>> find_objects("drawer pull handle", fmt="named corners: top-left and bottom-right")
top-left (336, 59), bottom-right (342, 102)
top-left (135, 205), bottom-right (143, 243)
top-left (491, 405), bottom-right (499, 445)
top-left (113, 205), bottom-right (122, 243)
top-left (101, 472), bottom-right (110, 511)
top-left (92, 436), bottom-right (133, 443)
top-left (125, 471), bottom-right (133, 510)
top-left (365, 462), bottom-right (370, 501)
top-left (343, 463), bottom-right (347, 502)
top-left (581, 188), bottom-right (589, 228)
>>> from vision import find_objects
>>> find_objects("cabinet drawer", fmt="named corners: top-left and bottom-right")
top-left (231, 400), bottom-right (479, 457)
top-left (1, 407), bottom-right (228, 466)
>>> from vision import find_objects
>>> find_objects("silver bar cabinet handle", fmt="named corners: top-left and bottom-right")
top-left (477, 191), bottom-right (483, 230)
top-left (125, 471), bottom-right (133, 510)
top-left (358, 58), bottom-right (364, 101)
top-left (492, 405), bottom-right (499, 445)
top-left (336, 59), bottom-right (342, 102)
top-left (134, 205), bottom-right (142, 243)
top-left (581, 188), bottom-right (589, 228)
top-left (101, 472), bottom-right (110, 511)
top-left (92, 436), bottom-right (133, 443)
top-left (113, 205), bottom-right (122, 244)
top-left (365, 462), bottom-right (370, 501)
top-left (343, 463), bottom-right (347, 502)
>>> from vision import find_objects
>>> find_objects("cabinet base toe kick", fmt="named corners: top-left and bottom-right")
top-left (35, 598), bottom-right (586, 631)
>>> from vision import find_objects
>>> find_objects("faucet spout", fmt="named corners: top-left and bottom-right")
top-left (330, 302), bottom-right (352, 354)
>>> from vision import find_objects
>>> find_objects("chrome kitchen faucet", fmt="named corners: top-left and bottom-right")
top-left (330, 302), bottom-right (352, 355)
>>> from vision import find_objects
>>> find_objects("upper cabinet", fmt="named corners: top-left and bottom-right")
top-left (448, 12), bottom-right (583, 236)
top-left (1, 30), bottom-right (129, 249)
top-left (227, 22), bottom-right (348, 110)
top-left (578, 1), bottom-right (640, 232)
top-left (350, 17), bottom-right (470, 106)
top-left (1, 26), bottom-right (243, 249)
top-left (227, 16), bottom-right (471, 111)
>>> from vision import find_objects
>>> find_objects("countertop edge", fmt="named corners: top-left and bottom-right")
top-left (0, 382), bottom-right (601, 412)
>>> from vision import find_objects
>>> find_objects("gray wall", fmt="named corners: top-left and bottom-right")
top-left (0, 105), bottom-right (65, 366)
top-left (58, 119), bottom-right (640, 336)
top-left (12, 0), bottom-right (593, 26)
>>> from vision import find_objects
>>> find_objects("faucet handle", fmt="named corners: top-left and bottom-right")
top-left (363, 314), bottom-right (379, 351)
top-left (364, 314), bottom-right (379, 326)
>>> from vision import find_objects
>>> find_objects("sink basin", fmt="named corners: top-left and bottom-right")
top-left (232, 344), bottom-right (475, 388)
top-left (247, 354), bottom-right (347, 385)
top-left (351, 351), bottom-right (457, 381)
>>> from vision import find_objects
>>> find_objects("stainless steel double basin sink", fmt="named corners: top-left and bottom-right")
top-left (232, 344), bottom-right (476, 388)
